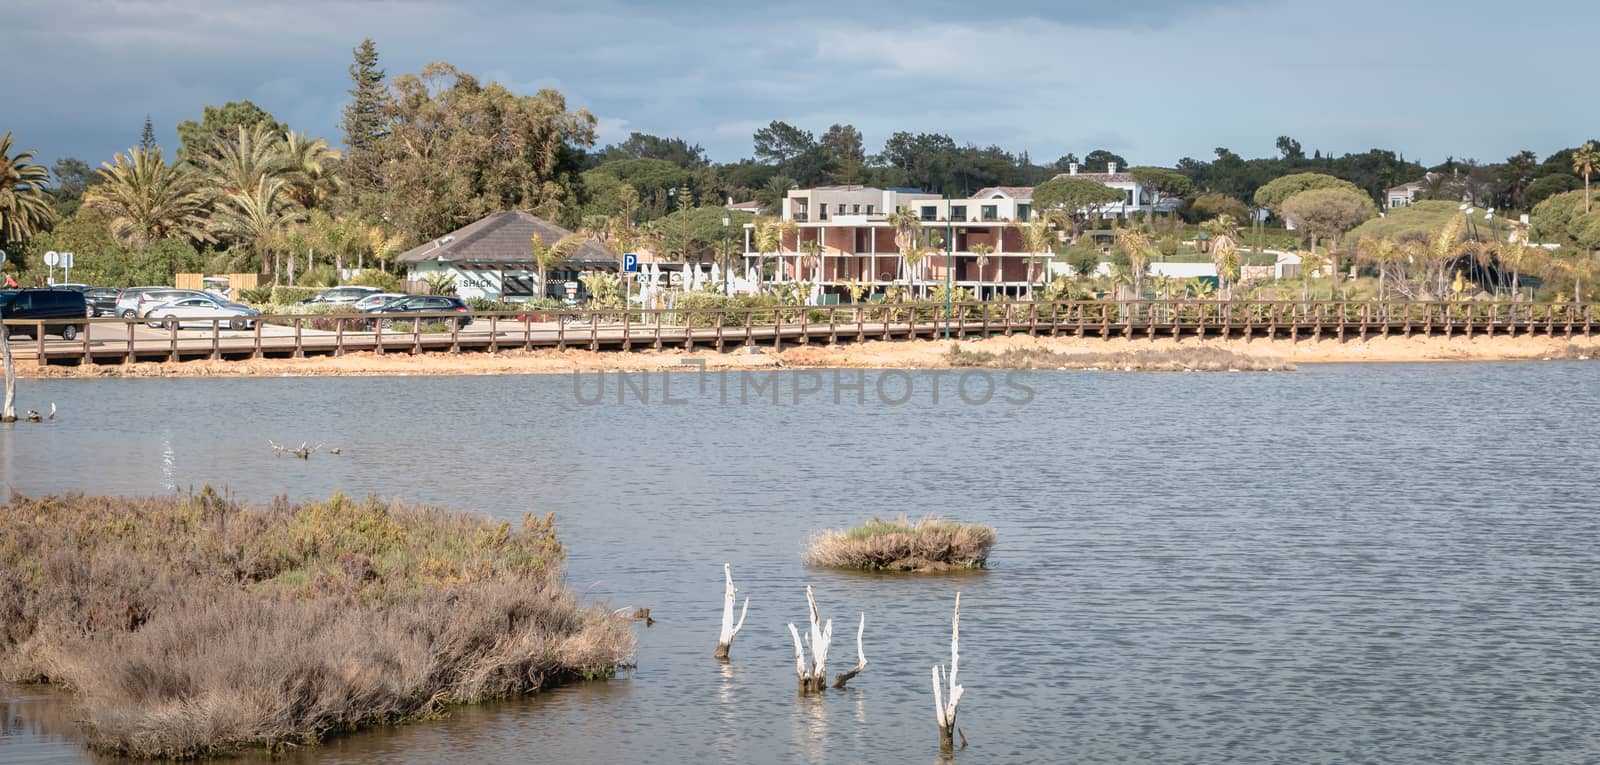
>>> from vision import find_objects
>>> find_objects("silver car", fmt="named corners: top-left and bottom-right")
top-left (351, 292), bottom-right (405, 311)
top-left (113, 288), bottom-right (211, 318)
top-left (143, 295), bottom-right (261, 330)
top-left (297, 286), bottom-right (382, 306)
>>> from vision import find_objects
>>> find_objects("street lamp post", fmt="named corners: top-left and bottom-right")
top-left (721, 211), bottom-right (731, 296)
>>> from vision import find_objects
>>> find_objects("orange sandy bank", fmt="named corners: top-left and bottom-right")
top-left (15, 332), bottom-right (1598, 379)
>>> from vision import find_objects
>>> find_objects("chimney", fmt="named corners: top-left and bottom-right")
top-left (1069, 162), bottom-right (1078, 175)
top-left (1108, 161), bottom-right (1118, 174)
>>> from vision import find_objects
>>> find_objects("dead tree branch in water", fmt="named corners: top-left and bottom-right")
top-left (831, 612), bottom-right (867, 688)
top-left (787, 585), bottom-right (832, 693)
top-left (932, 592), bottom-right (964, 750)
top-left (715, 563), bottom-right (750, 659)
top-left (269, 441), bottom-right (323, 459)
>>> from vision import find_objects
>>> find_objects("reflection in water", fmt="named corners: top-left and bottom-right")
top-left (3, 365), bottom-right (1600, 764)
top-left (159, 430), bottom-right (175, 491)
top-left (789, 690), bottom-right (829, 765)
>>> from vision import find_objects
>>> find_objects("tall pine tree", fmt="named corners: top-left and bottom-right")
top-left (139, 115), bottom-right (157, 151)
top-left (339, 38), bottom-right (387, 193)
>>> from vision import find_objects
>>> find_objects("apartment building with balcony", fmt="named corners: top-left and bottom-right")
top-left (740, 167), bottom-right (1176, 300)
top-left (742, 185), bottom-right (1049, 299)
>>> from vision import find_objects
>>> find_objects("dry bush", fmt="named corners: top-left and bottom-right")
top-left (0, 489), bottom-right (633, 759)
top-left (946, 343), bottom-right (1292, 371)
top-left (805, 515), bottom-right (996, 572)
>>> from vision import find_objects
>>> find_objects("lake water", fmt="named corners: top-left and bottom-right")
top-left (2, 364), bottom-right (1598, 763)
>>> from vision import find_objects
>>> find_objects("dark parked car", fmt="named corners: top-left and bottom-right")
top-left (362, 295), bottom-right (472, 328)
top-left (84, 287), bottom-right (120, 316)
top-left (0, 288), bottom-right (90, 341)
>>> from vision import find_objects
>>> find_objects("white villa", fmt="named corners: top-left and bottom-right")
top-left (739, 164), bottom-right (1171, 299)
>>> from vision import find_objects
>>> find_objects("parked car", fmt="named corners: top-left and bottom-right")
top-left (351, 292), bottom-right (406, 311)
top-left (297, 286), bottom-right (382, 306)
top-left (0, 288), bottom-right (90, 341)
top-left (51, 283), bottom-right (90, 292)
top-left (84, 287), bottom-right (120, 316)
top-left (143, 295), bottom-right (261, 330)
top-left (114, 287), bottom-right (164, 318)
top-left (134, 289), bottom-right (213, 318)
top-left (362, 295), bottom-right (472, 328)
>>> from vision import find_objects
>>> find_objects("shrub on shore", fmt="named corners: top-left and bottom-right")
top-left (805, 515), bottom-right (996, 572)
top-left (0, 490), bottom-right (634, 759)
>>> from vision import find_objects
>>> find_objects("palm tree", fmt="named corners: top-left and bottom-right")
top-left (1012, 215), bottom-right (1058, 300)
top-left (0, 132), bottom-right (55, 245)
top-left (532, 232), bottom-right (585, 301)
top-left (885, 208), bottom-right (922, 291)
top-left (970, 243), bottom-right (995, 300)
top-left (1572, 141), bottom-right (1600, 213)
top-left (85, 147), bottom-right (212, 249)
top-left (753, 218), bottom-right (782, 294)
top-left (1200, 214), bottom-right (1241, 299)
top-left (365, 225), bottom-right (405, 273)
top-left (775, 220), bottom-right (799, 284)
top-left (280, 131), bottom-right (342, 211)
top-left (197, 124), bottom-right (283, 200)
top-left (210, 177), bottom-right (302, 284)
top-left (1114, 227), bottom-right (1154, 299)
top-left (800, 237), bottom-right (824, 282)
top-left (1354, 235), bottom-right (1399, 303)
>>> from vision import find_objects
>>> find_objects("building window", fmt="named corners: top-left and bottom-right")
top-left (981, 204), bottom-right (998, 221)
top-left (852, 204), bottom-right (860, 214)
top-left (1124, 190), bottom-right (1135, 206)
top-left (867, 204), bottom-right (875, 215)
top-left (1017, 203), bottom-right (1031, 221)
top-left (950, 205), bottom-right (967, 221)
top-left (836, 203), bottom-right (845, 215)
top-left (921, 206), bottom-right (937, 221)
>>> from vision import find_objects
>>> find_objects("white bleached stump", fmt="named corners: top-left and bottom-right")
top-left (1, 320), bottom-right (15, 423)
top-left (787, 585), bottom-right (833, 692)
top-left (932, 592), bottom-right (964, 749)
top-left (831, 612), bottom-right (868, 689)
top-left (714, 563), bottom-right (750, 660)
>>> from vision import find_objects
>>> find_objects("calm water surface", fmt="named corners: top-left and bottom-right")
top-left (2, 364), bottom-right (1598, 763)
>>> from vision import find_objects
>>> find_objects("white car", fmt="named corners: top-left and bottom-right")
top-left (351, 292), bottom-right (406, 311)
top-left (144, 296), bottom-right (262, 330)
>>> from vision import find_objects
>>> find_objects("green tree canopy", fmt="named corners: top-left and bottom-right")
top-left (1532, 190), bottom-right (1600, 252)
top-left (340, 38), bottom-right (388, 194)
top-left (1031, 177), bottom-right (1123, 220)
top-left (375, 61), bottom-right (596, 243)
top-left (1253, 172), bottom-right (1365, 214)
top-left (1128, 166), bottom-right (1194, 201)
top-left (1280, 186), bottom-right (1377, 252)
top-left (594, 132), bottom-right (707, 169)
top-left (1523, 174), bottom-right (1583, 210)
top-left (176, 100), bottom-right (289, 165)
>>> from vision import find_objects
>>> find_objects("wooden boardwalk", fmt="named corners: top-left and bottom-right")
top-left (4, 300), bottom-right (1596, 366)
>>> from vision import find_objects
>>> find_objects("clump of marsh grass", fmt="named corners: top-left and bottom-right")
top-left (0, 489), bottom-right (634, 759)
top-left (805, 515), bottom-right (996, 572)
top-left (946, 342), bottom-right (1293, 371)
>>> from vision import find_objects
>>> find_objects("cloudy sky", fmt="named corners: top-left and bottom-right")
top-left (8, 0), bottom-right (1596, 169)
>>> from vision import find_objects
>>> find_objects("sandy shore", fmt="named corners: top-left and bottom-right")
top-left (13, 332), bottom-right (1596, 379)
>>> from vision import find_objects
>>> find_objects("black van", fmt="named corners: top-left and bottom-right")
top-left (0, 289), bottom-right (90, 341)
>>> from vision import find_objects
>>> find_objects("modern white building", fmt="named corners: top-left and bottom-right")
top-left (744, 168), bottom-right (1172, 299)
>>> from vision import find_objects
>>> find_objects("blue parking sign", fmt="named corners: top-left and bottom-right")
top-left (623, 253), bottom-right (638, 273)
